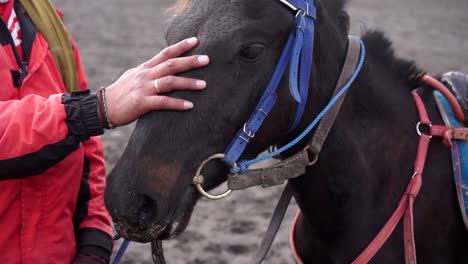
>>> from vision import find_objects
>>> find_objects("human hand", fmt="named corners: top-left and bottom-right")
top-left (103, 37), bottom-right (209, 127)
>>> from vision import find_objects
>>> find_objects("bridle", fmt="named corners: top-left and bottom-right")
top-left (192, 0), bottom-right (365, 200)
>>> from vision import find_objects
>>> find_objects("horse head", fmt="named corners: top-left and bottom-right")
top-left (105, 0), bottom-right (349, 242)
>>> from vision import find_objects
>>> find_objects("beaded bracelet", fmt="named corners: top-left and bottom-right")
top-left (97, 87), bottom-right (116, 129)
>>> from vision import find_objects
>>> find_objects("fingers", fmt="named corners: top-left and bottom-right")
top-left (154, 76), bottom-right (206, 94)
top-left (145, 95), bottom-right (194, 111)
top-left (151, 55), bottom-right (210, 79)
top-left (145, 37), bottom-right (199, 68)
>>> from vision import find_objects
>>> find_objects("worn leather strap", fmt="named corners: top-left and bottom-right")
top-left (228, 150), bottom-right (309, 190)
top-left (309, 36), bottom-right (361, 154)
top-left (252, 183), bottom-right (294, 264)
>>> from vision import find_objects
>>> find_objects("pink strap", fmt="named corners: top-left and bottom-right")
top-left (290, 211), bottom-right (304, 264)
top-left (423, 75), bottom-right (465, 122)
top-left (412, 92), bottom-right (431, 125)
top-left (353, 93), bottom-right (431, 264)
top-left (352, 173), bottom-right (422, 264)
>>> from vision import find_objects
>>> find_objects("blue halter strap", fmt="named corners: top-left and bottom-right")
top-left (223, 0), bottom-right (317, 166)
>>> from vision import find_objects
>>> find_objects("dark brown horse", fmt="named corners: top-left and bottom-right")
top-left (105, 0), bottom-right (468, 262)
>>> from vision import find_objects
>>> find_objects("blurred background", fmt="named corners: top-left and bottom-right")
top-left (51, 0), bottom-right (467, 263)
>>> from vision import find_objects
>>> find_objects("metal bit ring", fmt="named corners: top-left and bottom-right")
top-left (193, 153), bottom-right (232, 200)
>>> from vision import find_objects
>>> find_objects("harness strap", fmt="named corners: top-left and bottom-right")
top-left (309, 36), bottom-right (361, 154)
top-left (350, 91), bottom-right (440, 264)
top-left (351, 173), bottom-right (422, 264)
top-left (252, 183), bottom-right (294, 264)
top-left (423, 75), bottom-right (465, 122)
top-left (350, 92), bottom-right (429, 264)
top-left (228, 151), bottom-right (309, 190)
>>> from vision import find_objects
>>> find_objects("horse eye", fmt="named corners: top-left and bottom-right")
top-left (240, 44), bottom-right (265, 61)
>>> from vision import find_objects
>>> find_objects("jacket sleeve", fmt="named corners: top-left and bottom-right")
top-left (74, 136), bottom-right (113, 262)
top-left (71, 40), bottom-right (113, 262)
top-left (0, 91), bottom-right (104, 180)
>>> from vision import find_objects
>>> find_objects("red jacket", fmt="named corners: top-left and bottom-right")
top-left (0, 2), bottom-right (112, 263)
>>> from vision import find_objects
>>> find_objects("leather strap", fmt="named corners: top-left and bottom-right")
top-left (252, 183), bottom-right (294, 264)
top-left (309, 36), bottom-right (361, 154)
top-left (228, 150), bottom-right (309, 190)
top-left (151, 240), bottom-right (166, 264)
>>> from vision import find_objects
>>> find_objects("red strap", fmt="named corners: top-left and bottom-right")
top-left (431, 125), bottom-right (451, 138)
top-left (352, 94), bottom-right (431, 264)
top-left (414, 134), bottom-right (431, 175)
top-left (412, 92), bottom-right (431, 125)
top-left (352, 172), bottom-right (423, 264)
top-left (290, 211), bottom-right (304, 264)
top-left (404, 173), bottom-right (422, 264)
top-left (423, 75), bottom-right (465, 122)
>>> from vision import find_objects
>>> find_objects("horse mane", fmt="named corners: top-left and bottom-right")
top-left (362, 30), bottom-right (425, 88)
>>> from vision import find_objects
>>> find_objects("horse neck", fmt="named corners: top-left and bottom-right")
top-left (288, 33), bottom-right (424, 261)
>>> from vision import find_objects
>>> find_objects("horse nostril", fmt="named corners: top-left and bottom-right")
top-left (137, 195), bottom-right (158, 227)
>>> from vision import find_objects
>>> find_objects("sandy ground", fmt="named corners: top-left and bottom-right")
top-left (51, 0), bottom-right (468, 263)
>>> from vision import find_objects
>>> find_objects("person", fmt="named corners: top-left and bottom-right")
top-left (0, 0), bottom-right (209, 263)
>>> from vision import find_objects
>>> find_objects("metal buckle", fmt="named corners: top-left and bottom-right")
top-left (295, 3), bottom-right (316, 19)
top-left (243, 123), bottom-right (255, 138)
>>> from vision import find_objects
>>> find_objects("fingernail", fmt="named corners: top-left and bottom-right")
top-left (198, 55), bottom-right (209, 64)
top-left (196, 80), bottom-right (206, 88)
top-left (187, 37), bottom-right (198, 45)
top-left (184, 101), bottom-right (194, 109)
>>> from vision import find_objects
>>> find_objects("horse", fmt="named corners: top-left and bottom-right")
top-left (104, 0), bottom-right (468, 262)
